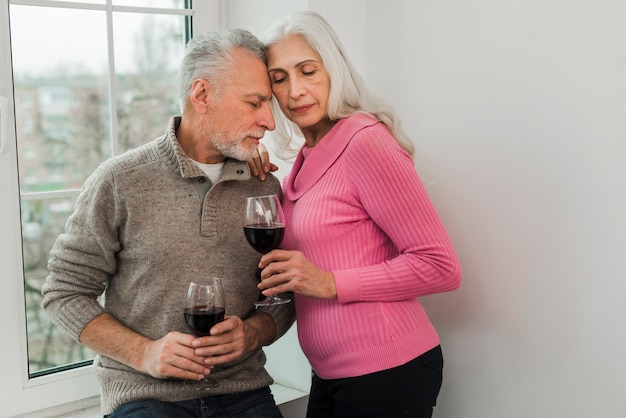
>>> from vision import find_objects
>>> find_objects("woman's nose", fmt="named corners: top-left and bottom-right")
top-left (289, 78), bottom-right (306, 98)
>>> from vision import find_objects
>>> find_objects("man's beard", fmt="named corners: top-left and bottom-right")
top-left (214, 139), bottom-right (257, 162)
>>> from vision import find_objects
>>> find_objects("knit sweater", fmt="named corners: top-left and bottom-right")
top-left (281, 113), bottom-right (462, 379)
top-left (42, 116), bottom-right (295, 414)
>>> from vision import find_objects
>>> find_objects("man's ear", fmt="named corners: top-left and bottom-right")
top-left (189, 79), bottom-right (214, 114)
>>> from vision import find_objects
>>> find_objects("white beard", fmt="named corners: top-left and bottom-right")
top-left (214, 140), bottom-right (256, 162)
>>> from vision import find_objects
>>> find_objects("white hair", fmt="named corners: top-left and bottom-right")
top-left (262, 11), bottom-right (414, 159)
top-left (178, 28), bottom-right (266, 114)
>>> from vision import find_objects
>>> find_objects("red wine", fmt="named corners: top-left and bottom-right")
top-left (244, 223), bottom-right (285, 254)
top-left (184, 306), bottom-right (225, 337)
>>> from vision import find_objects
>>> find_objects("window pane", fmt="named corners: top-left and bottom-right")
top-left (11, 6), bottom-right (109, 77)
top-left (21, 196), bottom-right (98, 374)
top-left (114, 0), bottom-right (186, 7)
top-left (113, 11), bottom-right (186, 152)
top-left (42, 0), bottom-right (104, 4)
top-left (10, 2), bottom-right (189, 377)
top-left (12, 5), bottom-right (111, 375)
top-left (11, 5), bottom-right (112, 193)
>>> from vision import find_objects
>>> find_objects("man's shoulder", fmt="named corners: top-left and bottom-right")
top-left (232, 171), bottom-right (282, 197)
top-left (101, 141), bottom-right (162, 174)
top-left (80, 140), bottom-right (164, 192)
top-left (256, 172), bottom-right (282, 194)
top-left (84, 143), bottom-right (170, 191)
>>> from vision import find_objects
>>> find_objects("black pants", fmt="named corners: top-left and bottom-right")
top-left (306, 345), bottom-right (443, 418)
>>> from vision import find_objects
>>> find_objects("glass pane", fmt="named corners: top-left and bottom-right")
top-left (10, 2), bottom-right (189, 377)
top-left (11, 5), bottom-right (112, 193)
top-left (43, 0), bottom-right (104, 3)
top-left (113, 11), bottom-right (186, 152)
top-left (24, 2), bottom-right (188, 12)
top-left (10, 4), bottom-right (109, 375)
top-left (21, 197), bottom-right (97, 374)
top-left (114, 0), bottom-right (185, 7)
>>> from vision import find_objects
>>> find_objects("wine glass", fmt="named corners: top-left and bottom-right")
top-left (183, 277), bottom-right (225, 390)
top-left (243, 194), bottom-right (291, 306)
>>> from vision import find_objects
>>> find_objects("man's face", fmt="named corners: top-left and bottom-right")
top-left (203, 48), bottom-right (276, 162)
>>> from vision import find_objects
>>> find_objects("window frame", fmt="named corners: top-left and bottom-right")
top-left (0, 0), bottom-right (219, 415)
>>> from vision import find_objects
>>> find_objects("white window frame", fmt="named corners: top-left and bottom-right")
top-left (0, 0), bottom-right (219, 415)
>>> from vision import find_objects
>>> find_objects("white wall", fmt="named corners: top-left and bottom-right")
top-left (357, 1), bottom-right (624, 417)
top-left (232, 1), bottom-right (626, 415)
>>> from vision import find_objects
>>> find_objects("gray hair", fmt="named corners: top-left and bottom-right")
top-left (262, 11), bottom-right (414, 159)
top-left (178, 28), bottom-right (266, 113)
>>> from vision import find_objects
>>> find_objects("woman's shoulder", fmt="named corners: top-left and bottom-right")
top-left (340, 113), bottom-right (394, 145)
top-left (335, 113), bottom-right (389, 144)
top-left (339, 114), bottom-right (410, 168)
top-left (341, 112), bottom-right (381, 130)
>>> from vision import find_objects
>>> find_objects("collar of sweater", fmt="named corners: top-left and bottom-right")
top-left (157, 116), bottom-right (252, 182)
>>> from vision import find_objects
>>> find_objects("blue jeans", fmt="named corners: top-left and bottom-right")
top-left (106, 387), bottom-right (282, 418)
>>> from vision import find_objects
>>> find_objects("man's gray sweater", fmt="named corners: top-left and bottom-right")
top-left (42, 116), bottom-right (295, 414)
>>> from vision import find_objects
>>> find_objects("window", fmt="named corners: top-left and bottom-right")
top-left (0, 0), bottom-right (218, 415)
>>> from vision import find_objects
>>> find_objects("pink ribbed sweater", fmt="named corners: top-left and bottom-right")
top-left (281, 113), bottom-right (462, 379)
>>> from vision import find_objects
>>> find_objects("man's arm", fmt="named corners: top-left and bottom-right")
top-left (80, 313), bottom-right (211, 380)
top-left (242, 311), bottom-right (277, 348)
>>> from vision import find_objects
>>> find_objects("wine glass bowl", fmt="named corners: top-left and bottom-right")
top-left (183, 277), bottom-right (225, 390)
top-left (243, 223), bottom-right (285, 254)
top-left (243, 195), bottom-right (291, 306)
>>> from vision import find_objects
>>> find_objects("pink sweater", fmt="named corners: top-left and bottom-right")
top-left (281, 113), bottom-right (462, 379)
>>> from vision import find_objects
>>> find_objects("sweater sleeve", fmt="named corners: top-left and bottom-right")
top-left (256, 300), bottom-right (296, 343)
top-left (334, 125), bottom-right (462, 303)
top-left (41, 166), bottom-right (120, 341)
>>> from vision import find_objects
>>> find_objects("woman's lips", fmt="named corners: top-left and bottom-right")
top-left (291, 104), bottom-right (313, 114)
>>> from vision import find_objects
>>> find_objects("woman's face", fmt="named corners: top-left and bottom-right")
top-left (267, 34), bottom-right (332, 143)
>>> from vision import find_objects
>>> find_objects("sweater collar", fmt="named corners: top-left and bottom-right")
top-left (158, 116), bottom-right (252, 182)
top-left (285, 113), bottom-right (379, 200)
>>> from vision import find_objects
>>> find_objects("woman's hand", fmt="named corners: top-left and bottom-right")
top-left (258, 249), bottom-right (337, 299)
top-left (191, 313), bottom-right (277, 367)
top-left (248, 143), bottom-right (278, 181)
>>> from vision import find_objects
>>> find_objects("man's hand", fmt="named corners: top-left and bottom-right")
top-left (140, 331), bottom-right (212, 380)
top-left (248, 143), bottom-right (278, 181)
top-left (79, 313), bottom-right (211, 381)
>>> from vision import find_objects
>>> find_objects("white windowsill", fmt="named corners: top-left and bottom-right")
top-left (16, 384), bottom-right (309, 418)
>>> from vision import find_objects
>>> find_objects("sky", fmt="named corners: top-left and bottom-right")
top-left (9, 4), bottom-right (183, 76)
